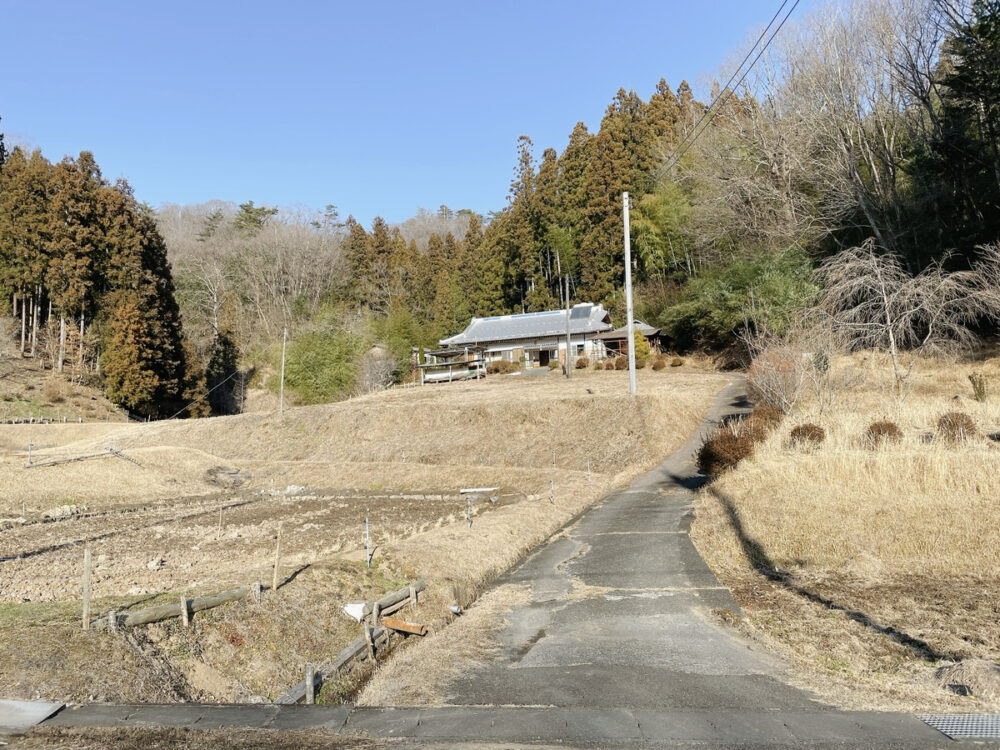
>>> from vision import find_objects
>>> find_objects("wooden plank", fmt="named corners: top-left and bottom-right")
top-left (92, 586), bottom-right (250, 630)
top-left (358, 580), bottom-right (425, 620)
top-left (382, 616), bottom-right (427, 636)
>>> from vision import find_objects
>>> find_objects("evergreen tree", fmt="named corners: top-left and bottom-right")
top-left (579, 90), bottom-right (654, 304)
top-left (233, 200), bottom-right (278, 236)
top-left (205, 331), bottom-right (240, 415)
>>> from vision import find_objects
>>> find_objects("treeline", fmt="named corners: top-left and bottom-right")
top-left (0, 143), bottom-right (208, 417)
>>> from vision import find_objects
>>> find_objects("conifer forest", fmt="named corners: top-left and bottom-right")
top-left (1, 0), bottom-right (998, 415)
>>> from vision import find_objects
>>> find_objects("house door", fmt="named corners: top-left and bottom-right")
top-left (538, 350), bottom-right (550, 367)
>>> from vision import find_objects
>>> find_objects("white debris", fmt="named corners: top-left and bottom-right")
top-left (342, 602), bottom-right (367, 622)
top-left (146, 557), bottom-right (165, 570)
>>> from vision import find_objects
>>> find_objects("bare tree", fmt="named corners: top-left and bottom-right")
top-left (816, 239), bottom-right (1000, 395)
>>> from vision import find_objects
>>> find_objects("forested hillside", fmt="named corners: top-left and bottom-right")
top-left (2, 0), bottom-right (997, 415)
top-left (0, 142), bottom-right (207, 418)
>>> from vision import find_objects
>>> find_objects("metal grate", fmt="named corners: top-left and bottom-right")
top-left (919, 714), bottom-right (1000, 738)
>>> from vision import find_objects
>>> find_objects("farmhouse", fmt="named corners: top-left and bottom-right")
top-left (592, 321), bottom-right (664, 356)
top-left (439, 303), bottom-right (614, 368)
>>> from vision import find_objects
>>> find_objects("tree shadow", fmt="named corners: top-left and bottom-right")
top-left (672, 470), bottom-right (958, 663)
top-left (276, 563), bottom-right (312, 590)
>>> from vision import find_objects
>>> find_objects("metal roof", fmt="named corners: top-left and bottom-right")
top-left (593, 320), bottom-right (661, 340)
top-left (440, 303), bottom-right (613, 346)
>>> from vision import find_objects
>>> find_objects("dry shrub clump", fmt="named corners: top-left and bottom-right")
top-left (602, 359), bottom-right (615, 371)
top-left (486, 361), bottom-right (519, 375)
top-left (697, 428), bottom-right (757, 476)
top-left (635, 357), bottom-right (647, 369)
top-left (574, 356), bottom-right (589, 369)
top-left (790, 423), bottom-right (825, 446)
top-left (747, 404), bottom-right (783, 431)
top-left (866, 420), bottom-right (903, 445)
top-left (671, 356), bottom-right (685, 367)
top-left (614, 357), bottom-right (628, 371)
top-left (651, 357), bottom-right (667, 371)
top-left (937, 411), bottom-right (977, 442)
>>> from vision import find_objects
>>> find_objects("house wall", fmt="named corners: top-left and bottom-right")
top-left (477, 335), bottom-right (603, 367)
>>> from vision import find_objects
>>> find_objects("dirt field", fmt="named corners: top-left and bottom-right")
top-left (691, 352), bottom-right (1000, 712)
top-left (0, 366), bottom-right (727, 703)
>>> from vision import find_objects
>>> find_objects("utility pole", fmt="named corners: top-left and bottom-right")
top-left (623, 192), bottom-right (637, 396)
top-left (279, 327), bottom-right (287, 417)
top-left (564, 275), bottom-right (572, 378)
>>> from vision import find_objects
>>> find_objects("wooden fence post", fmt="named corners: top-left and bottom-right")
top-left (272, 522), bottom-right (283, 592)
top-left (252, 580), bottom-right (262, 605)
top-left (409, 585), bottom-right (417, 609)
top-left (82, 548), bottom-right (91, 631)
top-left (305, 664), bottom-right (315, 705)
top-left (108, 610), bottom-right (117, 632)
top-left (180, 596), bottom-right (189, 627)
top-left (363, 622), bottom-right (375, 660)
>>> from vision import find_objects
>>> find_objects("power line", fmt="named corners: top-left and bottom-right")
top-left (647, 0), bottom-right (802, 190)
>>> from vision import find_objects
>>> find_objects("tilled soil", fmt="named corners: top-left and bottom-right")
top-left (0, 488), bottom-right (522, 602)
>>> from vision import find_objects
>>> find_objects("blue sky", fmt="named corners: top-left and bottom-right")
top-left (2, 1), bottom-right (812, 225)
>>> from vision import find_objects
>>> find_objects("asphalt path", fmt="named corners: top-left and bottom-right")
top-left (22, 377), bottom-right (998, 747)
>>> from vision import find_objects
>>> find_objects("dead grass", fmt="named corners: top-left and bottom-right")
top-left (357, 583), bottom-right (531, 706)
top-left (691, 351), bottom-right (1000, 712)
top-left (0, 369), bottom-right (727, 704)
top-left (15, 727), bottom-right (379, 749)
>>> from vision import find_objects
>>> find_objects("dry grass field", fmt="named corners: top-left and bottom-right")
top-left (0, 366), bottom-right (727, 704)
top-left (691, 351), bottom-right (1000, 712)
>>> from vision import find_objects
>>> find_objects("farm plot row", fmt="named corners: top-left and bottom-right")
top-left (0, 487), bottom-right (521, 602)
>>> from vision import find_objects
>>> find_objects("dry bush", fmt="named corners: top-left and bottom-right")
top-left (574, 356), bottom-right (589, 369)
top-left (357, 349), bottom-right (397, 394)
top-left (635, 357), bottom-right (647, 369)
top-left (697, 428), bottom-right (758, 476)
top-left (652, 358), bottom-right (667, 371)
top-left (42, 379), bottom-right (64, 404)
top-left (746, 344), bottom-right (808, 412)
top-left (602, 360), bottom-right (615, 371)
top-left (937, 411), bottom-right (977, 442)
top-left (790, 423), bottom-right (825, 446)
top-left (748, 404), bottom-right (784, 431)
top-left (486, 361), bottom-right (518, 375)
top-left (671, 356), bottom-right (685, 367)
top-left (866, 420), bottom-right (903, 445)
top-left (614, 357), bottom-right (628, 370)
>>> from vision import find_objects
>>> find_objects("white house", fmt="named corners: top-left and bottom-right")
top-left (439, 303), bottom-right (614, 368)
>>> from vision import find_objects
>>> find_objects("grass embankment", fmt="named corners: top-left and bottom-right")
top-left (692, 353), bottom-right (1000, 711)
top-left (0, 367), bottom-right (727, 704)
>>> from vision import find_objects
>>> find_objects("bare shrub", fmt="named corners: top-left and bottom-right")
top-left (790, 423), bottom-right (825, 446)
top-left (603, 360), bottom-right (615, 371)
top-left (670, 356), bottom-right (685, 367)
top-left (817, 241), bottom-right (1000, 397)
top-left (937, 411), bottom-right (977, 442)
top-left (614, 357), bottom-right (628, 371)
top-left (866, 420), bottom-right (903, 445)
top-left (42, 380), bottom-right (65, 404)
top-left (746, 344), bottom-right (808, 413)
top-left (635, 357), bottom-right (647, 369)
top-left (574, 356), bottom-right (589, 370)
top-left (358, 349), bottom-right (397, 394)
top-left (651, 358), bottom-right (667, 371)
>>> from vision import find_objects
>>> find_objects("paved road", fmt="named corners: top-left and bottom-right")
top-left (27, 378), bottom-right (995, 746)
